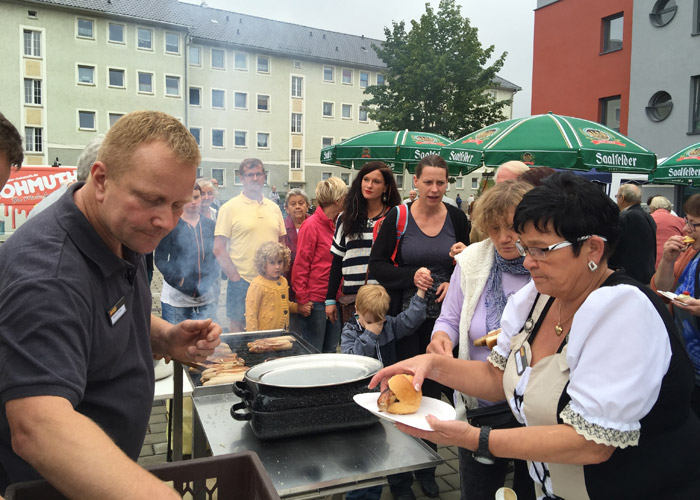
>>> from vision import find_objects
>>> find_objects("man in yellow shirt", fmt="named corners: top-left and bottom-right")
top-left (214, 158), bottom-right (286, 332)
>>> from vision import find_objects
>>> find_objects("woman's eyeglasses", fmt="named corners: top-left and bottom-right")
top-left (685, 217), bottom-right (700, 229)
top-left (515, 235), bottom-right (607, 260)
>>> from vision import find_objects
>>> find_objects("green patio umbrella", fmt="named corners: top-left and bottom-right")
top-left (320, 130), bottom-right (453, 174)
top-left (441, 113), bottom-right (657, 175)
top-left (648, 143), bottom-right (700, 186)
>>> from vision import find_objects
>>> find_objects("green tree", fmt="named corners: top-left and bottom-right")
top-left (363, 0), bottom-right (509, 138)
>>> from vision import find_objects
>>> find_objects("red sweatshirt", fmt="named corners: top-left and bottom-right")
top-left (292, 206), bottom-right (338, 304)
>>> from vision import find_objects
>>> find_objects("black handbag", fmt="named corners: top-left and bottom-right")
top-left (466, 401), bottom-right (520, 429)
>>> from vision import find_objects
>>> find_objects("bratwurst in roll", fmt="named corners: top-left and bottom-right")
top-left (377, 374), bottom-right (422, 414)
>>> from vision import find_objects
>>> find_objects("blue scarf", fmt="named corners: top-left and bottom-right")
top-left (484, 250), bottom-right (530, 331)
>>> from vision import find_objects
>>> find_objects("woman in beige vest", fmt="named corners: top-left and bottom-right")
top-left (370, 172), bottom-right (700, 499)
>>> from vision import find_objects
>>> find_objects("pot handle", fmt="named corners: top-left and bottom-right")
top-left (232, 380), bottom-right (250, 399)
top-left (230, 401), bottom-right (252, 421)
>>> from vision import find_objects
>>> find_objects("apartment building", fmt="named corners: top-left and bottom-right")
top-left (2, 0), bottom-right (519, 204)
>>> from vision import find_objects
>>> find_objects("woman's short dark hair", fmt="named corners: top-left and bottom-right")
top-left (343, 161), bottom-right (401, 239)
top-left (513, 172), bottom-right (619, 260)
top-left (415, 155), bottom-right (448, 178)
top-left (684, 194), bottom-right (700, 218)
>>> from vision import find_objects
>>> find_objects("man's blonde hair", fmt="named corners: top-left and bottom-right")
top-left (355, 284), bottom-right (391, 323)
top-left (315, 176), bottom-right (347, 207)
top-left (254, 241), bottom-right (291, 276)
top-left (98, 111), bottom-right (200, 179)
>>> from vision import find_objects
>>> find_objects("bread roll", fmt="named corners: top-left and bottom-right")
top-left (377, 374), bottom-right (422, 414)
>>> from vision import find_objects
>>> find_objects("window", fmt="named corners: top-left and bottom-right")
top-left (25, 127), bottom-right (42, 152)
top-left (165, 75), bottom-right (180, 97)
top-left (77, 18), bottom-right (94, 38)
top-left (78, 65), bottom-right (95, 85)
top-left (109, 113), bottom-right (124, 127)
top-left (211, 89), bottom-right (226, 109)
top-left (138, 72), bottom-right (153, 93)
top-left (323, 101), bottom-right (334, 117)
top-left (600, 95), bottom-right (621, 132)
top-left (395, 174), bottom-right (404, 188)
top-left (24, 30), bottom-right (41, 57)
top-left (257, 56), bottom-right (270, 73)
top-left (472, 178), bottom-right (478, 189)
top-left (691, 76), bottom-right (700, 133)
top-left (211, 48), bottom-right (225, 69)
top-left (376, 73), bottom-right (385, 85)
top-left (294, 60), bottom-right (302, 69)
top-left (291, 76), bottom-right (303, 98)
top-left (24, 79), bottom-right (41, 105)
top-left (196, 167), bottom-right (203, 178)
top-left (322, 137), bottom-right (333, 148)
top-left (341, 173), bottom-right (350, 186)
top-left (189, 87), bottom-right (201, 106)
top-left (359, 107), bottom-right (369, 122)
top-left (291, 113), bottom-right (302, 133)
top-left (360, 71), bottom-right (369, 89)
top-left (650, 0), bottom-right (677, 27)
top-left (234, 92), bottom-right (248, 109)
top-left (234, 52), bottom-right (247, 70)
top-left (341, 104), bottom-right (352, 119)
top-left (108, 23), bottom-right (125, 44)
top-left (323, 66), bottom-right (334, 82)
top-left (234, 171), bottom-right (242, 185)
top-left (108, 68), bottom-right (125, 88)
top-left (646, 91), bottom-right (673, 122)
top-left (28, 10), bottom-right (37, 19)
top-left (165, 32), bottom-right (180, 54)
top-left (342, 69), bottom-right (353, 85)
top-left (137, 27), bottom-right (153, 50)
top-left (455, 177), bottom-right (464, 189)
top-left (602, 13), bottom-right (623, 53)
top-left (257, 95), bottom-right (270, 112)
top-left (190, 127), bottom-right (201, 146)
top-left (212, 168), bottom-right (225, 187)
top-left (322, 172), bottom-right (332, 180)
top-left (212, 129), bottom-right (225, 148)
top-left (291, 149), bottom-right (302, 169)
top-left (234, 130), bottom-right (247, 147)
top-left (78, 110), bottom-right (96, 130)
top-left (189, 46), bottom-right (201, 66)
top-left (257, 132), bottom-right (270, 149)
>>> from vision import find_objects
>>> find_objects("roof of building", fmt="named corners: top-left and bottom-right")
top-left (490, 75), bottom-right (521, 92)
top-left (27, 0), bottom-right (518, 86)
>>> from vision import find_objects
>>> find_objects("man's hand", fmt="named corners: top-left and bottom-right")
top-left (427, 331), bottom-right (454, 357)
top-left (160, 318), bottom-right (222, 363)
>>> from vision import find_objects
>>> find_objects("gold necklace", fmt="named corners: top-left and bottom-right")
top-left (555, 300), bottom-right (576, 336)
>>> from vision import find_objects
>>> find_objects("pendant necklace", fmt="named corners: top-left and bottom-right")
top-left (555, 300), bottom-right (576, 336)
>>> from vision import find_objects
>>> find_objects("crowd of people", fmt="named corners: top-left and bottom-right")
top-left (1, 108), bottom-right (700, 500)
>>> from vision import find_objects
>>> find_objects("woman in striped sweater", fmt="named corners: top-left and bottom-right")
top-left (325, 162), bottom-right (401, 323)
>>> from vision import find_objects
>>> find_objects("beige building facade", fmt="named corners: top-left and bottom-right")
top-left (1, 0), bottom-right (519, 205)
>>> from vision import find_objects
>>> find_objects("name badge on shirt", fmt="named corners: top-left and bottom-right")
top-left (107, 296), bottom-right (127, 326)
top-left (515, 346), bottom-right (528, 376)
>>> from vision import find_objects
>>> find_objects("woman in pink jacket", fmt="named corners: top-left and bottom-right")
top-left (292, 177), bottom-right (347, 352)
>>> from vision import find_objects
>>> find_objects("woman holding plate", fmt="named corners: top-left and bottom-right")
top-left (370, 173), bottom-right (700, 499)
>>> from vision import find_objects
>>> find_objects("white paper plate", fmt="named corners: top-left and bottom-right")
top-left (353, 392), bottom-right (456, 431)
top-left (658, 290), bottom-right (679, 301)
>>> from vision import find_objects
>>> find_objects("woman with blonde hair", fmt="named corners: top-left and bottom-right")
top-left (292, 176), bottom-right (347, 352)
top-left (428, 180), bottom-right (534, 500)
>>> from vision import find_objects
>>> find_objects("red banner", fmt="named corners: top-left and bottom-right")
top-left (1, 166), bottom-right (76, 231)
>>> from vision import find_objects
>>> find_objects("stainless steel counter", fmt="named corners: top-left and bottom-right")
top-left (193, 386), bottom-right (443, 499)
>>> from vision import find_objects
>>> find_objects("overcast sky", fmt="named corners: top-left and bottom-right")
top-left (182, 0), bottom-right (537, 117)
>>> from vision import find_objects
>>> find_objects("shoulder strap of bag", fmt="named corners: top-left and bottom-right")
top-left (390, 204), bottom-right (408, 266)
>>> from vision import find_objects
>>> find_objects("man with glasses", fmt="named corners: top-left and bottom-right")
top-left (609, 183), bottom-right (656, 284)
top-left (214, 158), bottom-right (286, 332)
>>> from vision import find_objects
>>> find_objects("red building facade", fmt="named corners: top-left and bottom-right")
top-left (531, 0), bottom-right (633, 134)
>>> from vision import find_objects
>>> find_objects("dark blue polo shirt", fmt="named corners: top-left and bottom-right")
top-left (0, 183), bottom-right (154, 491)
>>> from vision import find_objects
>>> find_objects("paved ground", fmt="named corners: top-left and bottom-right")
top-left (137, 270), bottom-right (511, 499)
